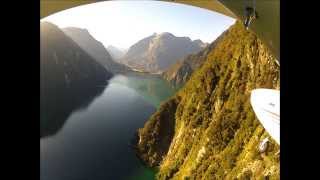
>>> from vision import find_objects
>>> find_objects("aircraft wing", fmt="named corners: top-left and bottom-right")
top-left (217, 0), bottom-right (280, 61)
top-left (170, 0), bottom-right (280, 61)
top-left (251, 89), bottom-right (280, 144)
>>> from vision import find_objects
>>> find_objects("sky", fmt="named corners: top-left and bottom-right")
top-left (42, 0), bottom-right (235, 49)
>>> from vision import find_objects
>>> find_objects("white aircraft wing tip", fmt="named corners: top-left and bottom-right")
top-left (250, 88), bottom-right (280, 145)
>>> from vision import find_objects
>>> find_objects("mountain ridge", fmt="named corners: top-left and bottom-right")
top-left (136, 21), bottom-right (280, 179)
top-left (121, 32), bottom-right (207, 73)
top-left (63, 27), bottom-right (130, 74)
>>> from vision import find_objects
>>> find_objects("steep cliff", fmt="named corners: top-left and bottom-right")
top-left (136, 22), bottom-right (280, 179)
top-left (63, 27), bottom-right (130, 74)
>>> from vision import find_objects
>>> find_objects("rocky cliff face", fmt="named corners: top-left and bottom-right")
top-left (122, 32), bottom-right (206, 73)
top-left (63, 27), bottom-right (130, 74)
top-left (136, 22), bottom-right (280, 179)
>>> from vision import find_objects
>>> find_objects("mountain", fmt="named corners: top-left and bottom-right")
top-left (194, 39), bottom-right (209, 48)
top-left (121, 32), bottom-right (207, 73)
top-left (41, 21), bottom-right (112, 137)
top-left (106, 45), bottom-right (126, 60)
top-left (63, 27), bottom-right (130, 73)
top-left (136, 22), bottom-right (280, 179)
top-left (162, 32), bottom-right (225, 87)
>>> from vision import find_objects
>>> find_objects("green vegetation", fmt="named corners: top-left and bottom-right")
top-left (162, 30), bottom-right (227, 87)
top-left (137, 97), bottom-right (180, 167)
top-left (136, 21), bottom-right (279, 179)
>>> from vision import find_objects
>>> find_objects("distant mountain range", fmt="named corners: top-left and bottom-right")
top-left (41, 21), bottom-right (112, 137)
top-left (63, 27), bottom-right (130, 73)
top-left (121, 32), bottom-right (208, 73)
top-left (106, 45), bottom-right (127, 60)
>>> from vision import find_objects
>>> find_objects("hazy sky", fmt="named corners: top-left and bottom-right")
top-left (42, 1), bottom-right (235, 49)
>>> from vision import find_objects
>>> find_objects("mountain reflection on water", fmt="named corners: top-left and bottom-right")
top-left (111, 72), bottom-right (179, 107)
top-left (40, 79), bottom-right (107, 138)
top-left (40, 74), bottom-right (177, 180)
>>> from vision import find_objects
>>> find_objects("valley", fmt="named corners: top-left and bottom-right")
top-left (41, 5), bottom-right (279, 178)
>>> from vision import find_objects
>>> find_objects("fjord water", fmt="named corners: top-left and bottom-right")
top-left (40, 74), bottom-right (177, 180)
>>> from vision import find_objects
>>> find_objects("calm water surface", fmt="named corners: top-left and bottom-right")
top-left (40, 74), bottom-right (177, 180)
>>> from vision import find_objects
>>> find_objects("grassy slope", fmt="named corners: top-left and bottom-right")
top-left (137, 21), bottom-right (279, 180)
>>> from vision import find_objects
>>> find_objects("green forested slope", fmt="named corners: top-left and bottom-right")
top-left (136, 21), bottom-right (280, 180)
